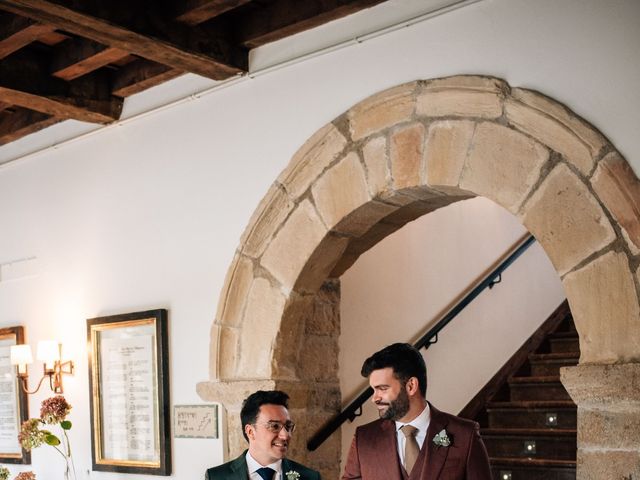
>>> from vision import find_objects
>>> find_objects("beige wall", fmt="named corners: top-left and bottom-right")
top-left (339, 197), bottom-right (565, 468)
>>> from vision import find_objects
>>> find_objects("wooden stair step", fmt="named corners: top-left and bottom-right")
top-left (487, 400), bottom-right (576, 409)
top-left (491, 458), bottom-right (576, 480)
top-left (528, 352), bottom-right (579, 376)
top-left (482, 429), bottom-right (577, 460)
top-left (486, 406), bottom-right (576, 429)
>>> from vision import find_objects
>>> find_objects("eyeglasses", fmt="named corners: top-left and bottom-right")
top-left (254, 420), bottom-right (296, 434)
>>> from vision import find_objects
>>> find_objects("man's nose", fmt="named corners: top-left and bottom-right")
top-left (372, 391), bottom-right (380, 403)
top-left (278, 426), bottom-right (291, 438)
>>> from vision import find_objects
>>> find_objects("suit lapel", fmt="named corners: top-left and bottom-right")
top-left (377, 420), bottom-right (404, 479)
top-left (425, 404), bottom-right (450, 479)
top-left (230, 452), bottom-right (250, 479)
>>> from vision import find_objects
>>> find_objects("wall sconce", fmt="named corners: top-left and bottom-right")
top-left (10, 340), bottom-right (74, 394)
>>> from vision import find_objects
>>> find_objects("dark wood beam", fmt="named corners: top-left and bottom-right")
top-left (51, 37), bottom-right (129, 80)
top-left (234, 0), bottom-right (387, 48)
top-left (112, 59), bottom-right (183, 98)
top-left (0, 0), bottom-right (247, 79)
top-left (0, 50), bottom-right (122, 123)
top-left (176, 0), bottom-right (252, 26)
top-left (0, 107), bottom-right (60, 145)
top-left (0, 11), bottom-right (55, 58)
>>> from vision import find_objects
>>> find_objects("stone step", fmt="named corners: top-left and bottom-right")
top-left (529, 352), bottom-right (579, 376)
top-left (491, 457), bottom-right (576, 480)
top-left (482, 428), bottom-right (577, 461)
top-left (508, 377), bottom-right (572, 402)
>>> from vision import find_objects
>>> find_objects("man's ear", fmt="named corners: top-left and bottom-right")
top-left (245, 424), bottom-right (255, 441)
top-left (406, 377), bottom-right (420, 396)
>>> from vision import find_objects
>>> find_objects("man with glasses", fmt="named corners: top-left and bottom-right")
top-left (205, 390), bottom-right (321, 480)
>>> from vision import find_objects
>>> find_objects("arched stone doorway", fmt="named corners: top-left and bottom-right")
top-left (198, 76), bottom-right (640, 479)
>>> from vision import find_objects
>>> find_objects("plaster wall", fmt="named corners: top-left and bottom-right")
top-left (0, 0), bottom-right (637, 478)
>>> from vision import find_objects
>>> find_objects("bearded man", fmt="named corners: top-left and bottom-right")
top-left (342, 343), bottom-right (491, 480)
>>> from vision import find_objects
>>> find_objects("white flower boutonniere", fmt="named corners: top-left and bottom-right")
top-left (432, 429), bottom-right (452, 448)
top-left (286, 470), bottom-right (301, 480)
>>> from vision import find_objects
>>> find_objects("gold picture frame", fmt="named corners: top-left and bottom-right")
top-left (0, 326), bottom-right (30, 464)
top-left (87, 310), bottom-right (170, 475)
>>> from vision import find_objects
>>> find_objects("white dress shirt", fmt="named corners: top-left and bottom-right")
top-left (246, 451), bottom-right (283, 480)
top-left (394, 403), bottom-right (431, 466)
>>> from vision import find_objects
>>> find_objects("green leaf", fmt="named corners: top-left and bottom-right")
top-left (45, 434), bottom-right (60, 446)
top-left (61, 420), bottom-right (72, 430)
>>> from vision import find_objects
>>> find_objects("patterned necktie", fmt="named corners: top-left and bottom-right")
top-left (401, 424), bottom-right (420, 473)
top-left (256, 467), bottom-right (276, 480)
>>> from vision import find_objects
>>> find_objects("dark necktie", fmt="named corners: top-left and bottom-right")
top-left (401, 424), bottom-right (420, 473)
top-left (256, 467), bottom-right (276, 480)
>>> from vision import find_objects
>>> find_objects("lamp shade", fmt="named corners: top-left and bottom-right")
top-left (36, 340), bottom-right (60, 366)
top-left (10, 344), bottom-right (33, 366)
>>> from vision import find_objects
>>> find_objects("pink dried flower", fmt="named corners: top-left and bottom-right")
top-left (18, 419), bottom-right (48, 451)
top-left (15, 472), bottom-right (36, 480)
top-left (40, 396), bottom-right (71, 425)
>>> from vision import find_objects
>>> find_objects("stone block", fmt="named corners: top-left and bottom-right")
top-left (522, 164), bottom-right (615, 275)
top-left (306, 282), bottom-right (341, 336)
top-left (417, 91), bottom-right (502, 119)
top-left (331, 200), bottom-right (397, 237)
top-left (217, 325), bottom-right (241, 379)
top-left (261, 199), bottom-right (328, 292)
top-left (362, 135), bottom-right (390, 198)
top-left (578, 408), bottom-right (640, 449)
top-left (460, 122), bottom-right (548, 213)
top-left (272, 293), bottom-right (314, 379)
top-left (511, 88), bottom-right (607, 157)
top-left (562, 252), bottom-right (640, 363)
top-left (236, 277), bottom-right (287, 378)
top-left (278, 123), bottom-right (347, 199)
top-left (425, 120), bottom-right (475, 192)
top-left (391, 122), bottom-right (425, 190)
top-left (506, 98), bottom-right (594, 175)
top-left (312, 152), bottom-right (372, 233)
top-left (294, 233), bottom-right (349, 293)
top-left (577, 450), bottom-right (640, 480)
top-left (424, 75), bottom-right (509, 93)
top-left (561, 363), bottom-right (640, 407)
top-left (592, 151), bottom-right (640, 250)
top-left (348, 82), bottom-right (417, 141)
top-left (216, 254), bottom-right (254, 328)
top-left (297, 335), bottom-right (339, 382)
top-left (240, 185), bottom-right (295, 258)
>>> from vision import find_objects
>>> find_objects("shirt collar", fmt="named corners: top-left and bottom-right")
top-left (395, 403), bottom-right (430, 432)
top-left (245, 451), bottom-right (283, 474)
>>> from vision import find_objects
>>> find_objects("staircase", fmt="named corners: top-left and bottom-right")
top-left (461, 301), bottom-right (579, 480)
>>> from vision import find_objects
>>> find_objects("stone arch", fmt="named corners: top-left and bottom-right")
top-left (198, 76), bottom-right (640, 479)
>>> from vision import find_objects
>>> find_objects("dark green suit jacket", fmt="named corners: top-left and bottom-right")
top-left (205, 451), bottom-right (321, 480)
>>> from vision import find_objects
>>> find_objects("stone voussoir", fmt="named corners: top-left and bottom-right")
top-left (260, 199), bottom-right (328, 292)
top-left (592, 151), bottom-right (640, 251)
top-left (215, 253), bottom-right (254, 328)
top-left (277, 122), bottom-right (348, 199)
top-left (424, 120), bottom-right (475, 193)
top-left (362, 135), bottom-right (391, 199)
top-left (348, 82), bottom-right (418, 141)
top-left (460, 122), bottom-right (549, 214)
top-left (521, 163), bottom-right (616, 276)
top-left (391, 122), bottom-right (426, 190)
top-left (562, 251), bottom-right (640, 364)
top-left (506, 96), bottom-right (594, 175)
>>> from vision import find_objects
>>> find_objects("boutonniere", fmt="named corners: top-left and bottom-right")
top-left (286, 470), bottom-right (301, 480)
top-left (432, 429), bottom-right (452, 448)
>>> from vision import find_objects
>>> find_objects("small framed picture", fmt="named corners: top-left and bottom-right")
top-left (87, 309), bottom-right (170, 475)
top-left (0, 326), bottom-right (30, 464)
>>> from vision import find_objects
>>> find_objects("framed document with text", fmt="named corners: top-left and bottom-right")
top-left (0, 327), bottom-right (30, 464)
top-left (87, 310), bottom-right (170, 475)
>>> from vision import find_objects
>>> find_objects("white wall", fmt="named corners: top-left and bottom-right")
top-left (339, 197), bottom-right (564, 468)
top-left (0, 0), bottom-right (637, 478)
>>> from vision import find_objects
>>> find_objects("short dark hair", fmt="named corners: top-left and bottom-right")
top-left (361, 343), bottom-right (427, 396)
top-left (240, 390), bottom-right (290, 442)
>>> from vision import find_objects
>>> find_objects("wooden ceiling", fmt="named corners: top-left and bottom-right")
top-left (0, 0), bottom-right (386, 146)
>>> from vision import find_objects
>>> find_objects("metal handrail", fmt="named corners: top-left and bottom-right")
top-left (307, 234), bottom-right (536, 451)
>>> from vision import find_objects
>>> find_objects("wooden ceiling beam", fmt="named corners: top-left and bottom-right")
top-left (51, 37), bottom-right (129, 81)
top-left (235, 0), bottom-right (387, 48)
top-left (0, 0), bottom-right (247, 79)
top-left (0, 11), bottom-right (55, 59)
top-left (0, 50), bottom-right (122, 123)
top-left (0, 107), bottom-right (59, 145)
top-left (112, 59), bottom-right (184, 98)
top-left (176, 0), bottom-right (252, 26)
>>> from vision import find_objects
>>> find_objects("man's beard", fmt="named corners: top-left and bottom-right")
top-left (378, 387), bottom-right (410, 421)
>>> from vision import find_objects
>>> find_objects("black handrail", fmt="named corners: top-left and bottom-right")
top-left (307, 234), bottom-right (537, 451)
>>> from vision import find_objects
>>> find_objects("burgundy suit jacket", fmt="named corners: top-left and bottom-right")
top-left (342, 404), bottom-right (491, 480)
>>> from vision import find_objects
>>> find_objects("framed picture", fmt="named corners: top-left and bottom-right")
top-left (0, 326), bottom-right (30, 464)
top-left (87, 309), bottom-right (170, 475)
